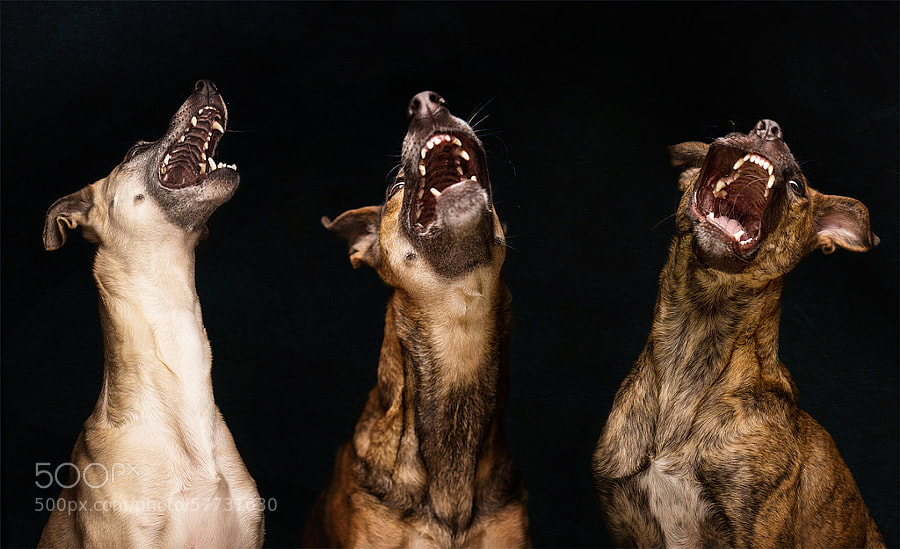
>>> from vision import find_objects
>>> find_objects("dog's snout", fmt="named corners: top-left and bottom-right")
top-left (753, 119), bottom-right (782, 141)
top-left (408, 91), bottom-right (447, 120)
top-left (194, 79), bottom-right (218, 97)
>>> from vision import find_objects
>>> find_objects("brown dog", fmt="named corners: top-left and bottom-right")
top-left (303, 92), bottom-right (530, 547)
top-left (39, 81), bottom-right (263, 548)
top-left (593, 120), bottom-right (884, 548)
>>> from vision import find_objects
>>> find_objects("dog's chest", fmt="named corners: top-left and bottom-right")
top-left (638, 458), bottom-right (711, 548)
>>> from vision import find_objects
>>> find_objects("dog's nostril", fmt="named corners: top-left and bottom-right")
top-left (409, 91), bottom-right (446, 120)
top-left (754, 119), bottom-right (783, 141)
top-left (194, 80), bottom-right (217, 96)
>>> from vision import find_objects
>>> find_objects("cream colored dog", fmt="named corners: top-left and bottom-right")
top-left (39, 80), bottom-right (263, 548)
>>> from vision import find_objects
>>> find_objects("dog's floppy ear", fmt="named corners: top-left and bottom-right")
top-left (668, 141), bottom-right (709, 192)
top-left (43, 186), bottom-right (95, 251)
top-left (322, 205), bottom-right (383, 269)
top-left (811, 192), bottom-right (879, 254)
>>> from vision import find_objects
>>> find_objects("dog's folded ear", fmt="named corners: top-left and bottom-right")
top-left (669, 141), bottom-right (710, 192)
top-left (322, 205), bottom-right (382, 269)
top-left (43, 187), bottom-right (95, 251)
top-left (811, 193), bottom-right (879, 254)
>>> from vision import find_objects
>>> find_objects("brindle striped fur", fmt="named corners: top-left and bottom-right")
top-left (303, 93), bottom-right (529, 548)
top-left (593, 122), bottom-right (884, 548)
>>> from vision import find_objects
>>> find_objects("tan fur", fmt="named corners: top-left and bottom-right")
top-left (594, 123), bottom-right (884, 548)
top-left (39, 83), bottom-right (262, 548)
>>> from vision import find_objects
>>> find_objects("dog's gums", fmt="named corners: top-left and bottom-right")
top-left (691, 146), bottom-right (776, 256)
top-left (159, 105), bottom-right (235, 189)
top-left (413, 132), bottom-right (484, 234)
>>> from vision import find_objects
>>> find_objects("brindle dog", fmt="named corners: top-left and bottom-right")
top-left (303, 92), bottom-right (530, 547)
top-left (593, 120), bottom-right (884, 548)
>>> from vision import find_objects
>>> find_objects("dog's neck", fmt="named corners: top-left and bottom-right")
top-left (90, 234), bottom-right (217, 442)
top-left (647, 237), bottom-right (794, 448)
top-left (372, 264), bottom-right (513, 532)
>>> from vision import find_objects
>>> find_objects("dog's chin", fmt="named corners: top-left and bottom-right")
top-left (403, 182), bottom-right (494, 278)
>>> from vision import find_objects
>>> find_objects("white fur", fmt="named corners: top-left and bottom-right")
top-left (39, 166), bottom-right (262, 548)
top-left (638, 458), bottom-right (710, 548)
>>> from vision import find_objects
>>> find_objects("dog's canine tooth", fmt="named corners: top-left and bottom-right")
top-left (767, 175), bottom-right (775, 189)
top-left (430, 188), bottom-right (442, 198)
top-left (452, 137), bottom-right (462, 147)
top-left (208, 157), bottom-right (217, 172)
top-left (211, 120), bottom-right (225, 134)
top-left (714, 180), bottom-right (727, 195)
top-left (733, 155), bottom-right (748, 171)
top-left (767, 165), bottom-right (774, 176)
top-left (458, 150), bottom-right (470, 162)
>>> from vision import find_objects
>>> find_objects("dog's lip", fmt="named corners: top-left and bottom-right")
top-left (409, 131), bottom-right (488, 235)
top-left (689, 144), bottom-right (777, 257)
top-left (158, 100), bottom-right (235, 190)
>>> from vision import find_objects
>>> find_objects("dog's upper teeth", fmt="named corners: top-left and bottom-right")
top-left (211, 120), bottom-right (225, 134)
top-left (767, 174), bottom-right (775, 189)
top-left (419, 164), bottom-right (426, 176)
top-left (733, 155), bottom-right (748, 171)
top-left (179, 135), bottom-right (186, 143)
top-left (714, 179), bottom-right (728, 196)
top-left (457, 166), bottom-right (465, 176)
top-left (163, 154), bottom-right (171, 166)
top-left (452, 137), bottom-right (462, 147)
top-left (426, 140), bottom-right (436, 151)
top-left (191, 116), bottom-right (198, 127)
top-left (430, 188), bottom-right (442, 198)
top-left (421, 148), bottom-right (427, 159)
top-left (458, 150), bottom-right (470, 162)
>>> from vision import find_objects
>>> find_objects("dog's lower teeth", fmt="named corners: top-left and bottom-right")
top-left (767, 175), bottom-right (775, 189)
top-left (208, 158), bottom-right (217, 171)
top-left (430, 188), bottom-right (441, 198)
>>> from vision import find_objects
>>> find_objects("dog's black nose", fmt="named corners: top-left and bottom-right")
top-left (408, 91), bottom-right (447, 120)
top-left (194, 80), bottom-right (217, 96)
top-left (753, 119), bottom-right (782, 141)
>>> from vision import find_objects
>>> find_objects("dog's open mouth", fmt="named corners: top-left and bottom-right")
top-left (691, 145), bottom-right (776, 256)
top-left (159, 105), bottom-right (235, 189)
top-left (412, 132), bottom-right (485, 234)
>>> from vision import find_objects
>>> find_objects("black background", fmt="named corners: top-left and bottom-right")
top-left (2, 2), bottom-right (897, 547)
